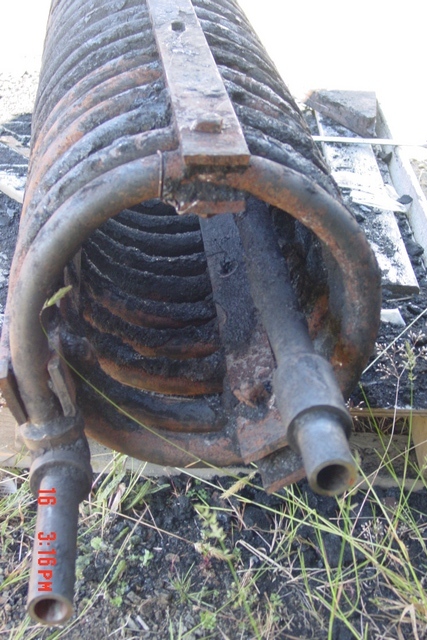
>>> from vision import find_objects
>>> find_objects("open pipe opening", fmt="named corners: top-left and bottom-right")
top-left (316, 464), bottom-right (353, 494)
top-left (292, 410), bottom-right (357, 496)
top-left (29, 596), bottom-right (72, 626)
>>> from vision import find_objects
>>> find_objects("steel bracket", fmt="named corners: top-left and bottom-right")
top-left (147, 0), bottom-right (250, 168)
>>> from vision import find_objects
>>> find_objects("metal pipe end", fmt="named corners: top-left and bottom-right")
top-left (28, 595), bottom-right (73, 626)
top-left (291, 409), bottom-right (357, 496)
top-left (309, 459), bottom-right (356, 496)
top-left (27, 453), bottom-right (91, 627)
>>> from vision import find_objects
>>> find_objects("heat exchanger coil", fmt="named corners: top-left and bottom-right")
top-left (0, 0), bottom-right (381, 625)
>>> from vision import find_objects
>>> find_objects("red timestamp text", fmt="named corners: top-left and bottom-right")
top-left (38, 487), bottom-right (56, 506)
top-left (37, 532), bottom-right (57, 591)
top-left (36, 488), bottom-right (57, 592)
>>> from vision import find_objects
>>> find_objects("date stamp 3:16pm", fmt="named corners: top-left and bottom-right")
top-left (36, 488), bottom-right (57, 593)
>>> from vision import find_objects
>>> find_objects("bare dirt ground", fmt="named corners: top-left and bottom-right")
top-left (3, 470), bottom-right (427, 640)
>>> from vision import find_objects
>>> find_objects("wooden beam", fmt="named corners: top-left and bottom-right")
top-left (315, 111), bottom-right (419, 294)
top-left (411, 415), bottom-right (427, 476)
top-left (376, 104), bottom-right (427, 266)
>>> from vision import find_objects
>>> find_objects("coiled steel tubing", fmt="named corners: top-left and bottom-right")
top-left (1, 0), bottom-right (381, 625)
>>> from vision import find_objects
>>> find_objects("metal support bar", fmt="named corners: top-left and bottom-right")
top-left (312, 135), bottom-right (427, 147)
top-left (146, 0), bottom-right (250, 167)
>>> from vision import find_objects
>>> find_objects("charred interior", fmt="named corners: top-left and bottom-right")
top-left (0, 0), bottom-right (382, 625)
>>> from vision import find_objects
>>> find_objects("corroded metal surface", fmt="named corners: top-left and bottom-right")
top-left (147, 0), bottom-right (250, 166)
top-left (1, 0), bottom-right (382, 480)
top-left (0, 0), bottom-right (382, 623)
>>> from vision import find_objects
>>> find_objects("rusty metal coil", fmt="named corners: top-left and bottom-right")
top-left (0, 0), bottom-right (384, 625)
top-left (4, 0), bottom-right (381, 473)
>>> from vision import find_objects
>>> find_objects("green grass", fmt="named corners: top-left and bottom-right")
top-left (2, 420), bottom-right (427, 639)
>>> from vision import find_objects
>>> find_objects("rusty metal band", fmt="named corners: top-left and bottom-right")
top-left (146, 0), bottom-right (250, 167)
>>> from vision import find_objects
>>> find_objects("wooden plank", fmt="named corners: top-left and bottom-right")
top-left (0, 355), bottom-right (28, 426)
top-left (0, 135), bottom-right (31, 159)
top-left (0, 405), bottom-right (26, 467)
top-left (315, 112), bottom-right (419, 294)
top-left (351, 431), bottom-right (422, 489)
top-left (307, 89), bottom-right (377, 137)
top-left (376, 104), bottom-right (427, 265)
top-left (411, 415), bottom-right (427, 476)
top-left (0, 171), bottom-right (25, 203)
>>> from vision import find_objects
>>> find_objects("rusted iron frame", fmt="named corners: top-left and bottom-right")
top-left (9, 150), bottom-right (379, 471)
top-left (21, 54), bottom-right (162, 209)
top-left (23, 65), bottom-right (163, 217)
top-left (6, 128), bottom-right (177, 338)
top-left (9, 155), bottom-right (161, 426)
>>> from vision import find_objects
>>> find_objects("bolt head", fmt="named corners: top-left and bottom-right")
top-left (192, 113), bottom-right (223, 134)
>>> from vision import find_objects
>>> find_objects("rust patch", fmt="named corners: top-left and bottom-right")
top-left (237, 412), bottom-right (287, 464)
